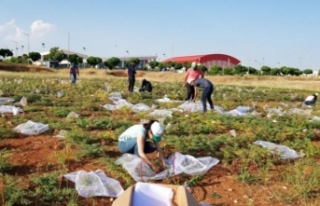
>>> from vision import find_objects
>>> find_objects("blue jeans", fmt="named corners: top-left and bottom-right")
top-left (118, 138), bottom-right (157, 157)
top-left (201, 86), bottom-right (214, 112)
top-left (71, 73), bottom-right (77, 83)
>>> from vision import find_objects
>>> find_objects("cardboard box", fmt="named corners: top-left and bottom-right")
top-left (112, 183), bottom-right (200, 206)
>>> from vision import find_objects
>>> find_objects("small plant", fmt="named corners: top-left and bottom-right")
top-left (0, 149), bottom-right (12, 172)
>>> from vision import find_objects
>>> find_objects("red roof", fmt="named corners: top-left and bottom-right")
top-left (163, 54), bottom-right (240, 65)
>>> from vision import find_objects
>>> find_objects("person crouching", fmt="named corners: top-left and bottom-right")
top-left (139, 79), bottom-right (153, 92)
top-left (118, 120), bottom-right (166, 172)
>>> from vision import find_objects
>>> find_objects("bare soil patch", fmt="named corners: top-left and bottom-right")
top-left (0, 63), bottom-right (55, 73)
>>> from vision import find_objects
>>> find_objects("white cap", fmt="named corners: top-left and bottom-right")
top-left (151, 122), bottom-right (164, 138)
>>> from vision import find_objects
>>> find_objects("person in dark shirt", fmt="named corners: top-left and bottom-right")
top-left (69, 63), bottom-right (79, 84)
top-left (139, 79), bottom-right (153, 92)
top-left (188, 78), bottom-right (214, 112)
top-left (127, 61), bottom-right (136, 92)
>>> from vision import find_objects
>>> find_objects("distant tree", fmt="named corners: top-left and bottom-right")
top-left (69, 54), bottom-right (83, 64)
top-left (128, 58), bottom-right (140, 65)
top-left (261, 66), bottom-right (271, 75)
top-left (270, 68), bottom-right (281, 76)
top-left (173, 62), bottom-right (183, 70)
top-left (303, 69), bottom-right (313, 75)
top-left (208, 66), bottom-right (222, 75)
top-left (87, 56), bottom-right (98, 67)
top-left (234, 64), bottom-right (248, 75)
top-left (0, 49), bottom-right (13, 58)
top-left (48, 47), bottom-right (66, 62)
top-left (95, 57), bottom-right (102, 64)
top-left (165, 61), bottom-right (174, 68)
top-left (198, 64), bottom-right (208, 72)
top-left (104, 57), bottom-right (120, 69)
top-left (292, 68), bottom-right (302, 76)
top-left (223, 67), bottom-right (234, 75)
top-left (149, 61), bottom-right (159, 69)
top-left (28, 52), bottom-right (41, 62)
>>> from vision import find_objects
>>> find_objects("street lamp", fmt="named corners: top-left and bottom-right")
top-left (83, 47), bottom-right (86, 68)
top-left (11, 40), bottom-right (18, 56)
top-left (41, 43), bottom-right (45, 65)
top-left (22, 32), bottom-right (30, 65)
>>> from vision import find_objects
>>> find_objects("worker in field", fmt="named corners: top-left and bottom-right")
top-left (127, 61), bottom-right (136, 92)
top-left (183, 62), bottom-right (204, 101)
top-left (118, 120), bottom-right (166, 172)
top-left (188, 77), bottom-right (214, 112)
top-left (69, 63), bottom-right (79, 84)
top-left (139, 79), bottom-right (153, 92)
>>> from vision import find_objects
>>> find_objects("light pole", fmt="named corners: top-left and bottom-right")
top-left (42, 43), bottom-right (45, 65)
top-left (11, 40), bottom-right (18, 56)
top-left (22, 32), bottom-right (30, 65)
top-left (21, 45), bottom-right (24, 54)
top-left (83, 47), bottom-right (86, 68)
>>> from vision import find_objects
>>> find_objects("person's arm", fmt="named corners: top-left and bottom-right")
top-left (155, 142), bottom-right (166, 168)
top-left (193, 86), bottom-right (198, 102)
top-left (137, 135), bottom-right (155, 168)
top-left (200, 70), bottom-right (204, 78)
top-left (184, 70), bottom-right (189, 87)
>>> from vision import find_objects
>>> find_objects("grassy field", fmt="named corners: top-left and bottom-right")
top-left (0, 65), bottom-right (320, 205)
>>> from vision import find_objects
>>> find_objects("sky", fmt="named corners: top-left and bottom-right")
top-left (1, 0), bottom-right (320, 70)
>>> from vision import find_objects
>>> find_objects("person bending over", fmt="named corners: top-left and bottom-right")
top-left (118, 120), bottom-right (166, 172)
top-left (188, 78), bottom-right (214, 112)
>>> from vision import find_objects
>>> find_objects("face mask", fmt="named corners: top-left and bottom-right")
top-left (152, 135), bottom-right (162, 143)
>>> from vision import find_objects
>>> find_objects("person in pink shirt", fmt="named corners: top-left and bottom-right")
top-left (183, 62), bottom-right (204, 100)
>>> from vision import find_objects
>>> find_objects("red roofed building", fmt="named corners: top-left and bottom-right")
top-left (163, 54), bottom-right (241, 69)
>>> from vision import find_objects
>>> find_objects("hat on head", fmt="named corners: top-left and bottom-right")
top-left (151, 122), bottom-right (164, 142)
top-left (187, 78), bottom-right (195, 84)
top-left (191, 62), bottom-right (197, 69)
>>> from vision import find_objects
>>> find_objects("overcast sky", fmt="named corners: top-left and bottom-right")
top-left (1, 0), bottom-right (320, 70)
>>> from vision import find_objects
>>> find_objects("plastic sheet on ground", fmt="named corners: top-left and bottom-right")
top-left (288, 108), bottom-right (312, 116)
top-left (53, 130), bottom-right (68, 138)
top-left (156, 95), bottom-right (181, 103)
top-left (253, 140), bottom-right (304, 160)
top-left (178, 101), bottom-right (210, 112)
top-left (104, 92), bottom-right (154, 112)
top-left (0, 97), bottom-right (15, 105)
top-left (66, 111), bottom-right (80, 118)
top-left (224, 106), bottom-right (252, 116)
top-left (310, 116), bottom-right (320, 122)
top-left (115, 152), bottom-right (219, 182)
top-left (13, 120), bottom-right (49, 135)
top-left (64, 169), bottom-right (124, 198)
top-left (0, 105), bottom-right (23, 115)
top-left (13, 96), bottom-right (27, 107)
top-left (149, 109), bottom-right (174, 118)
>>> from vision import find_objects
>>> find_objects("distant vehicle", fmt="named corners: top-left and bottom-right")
top-left (95, 63), bottom-right (105, 69)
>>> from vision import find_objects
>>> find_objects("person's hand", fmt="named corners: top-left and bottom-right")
top-left (183, 83), bottom-right (186, 88)
top-left (151, 165), bottom-right (161, 173)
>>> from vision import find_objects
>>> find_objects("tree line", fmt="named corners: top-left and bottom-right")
top-left (0, 47), bottom-right (317, 75)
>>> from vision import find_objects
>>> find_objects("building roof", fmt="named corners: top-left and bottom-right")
top-left (163, 54), bottom-right (241, 65)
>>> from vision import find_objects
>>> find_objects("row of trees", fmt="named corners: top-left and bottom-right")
top-left (0, 47), bottom-right (317, 75)
top-left (206, 65), bottom-right (314, 76)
